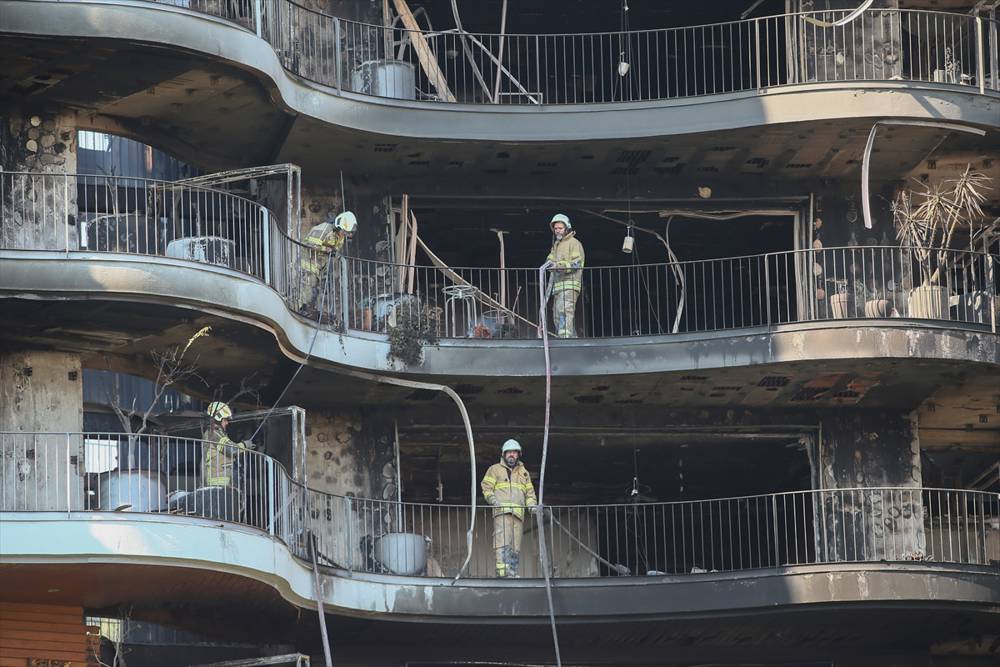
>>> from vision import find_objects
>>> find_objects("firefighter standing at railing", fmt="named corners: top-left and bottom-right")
top-left (546, 213), bottom-right (585, 338)
top-left (202, 401), bottom-right (253, 487)
top-left (481, 439), bottom-right (538, 578)
top-left (297, 211), bottom-right (358, 320)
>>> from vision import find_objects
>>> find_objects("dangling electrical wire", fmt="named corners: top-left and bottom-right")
top-left (614, 0), bottom-right (632, 101)
top-left (244, 235), bottom-right (480, 583)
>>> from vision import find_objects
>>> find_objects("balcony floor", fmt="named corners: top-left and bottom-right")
top-left (2, 512), bottom-right (998, 664)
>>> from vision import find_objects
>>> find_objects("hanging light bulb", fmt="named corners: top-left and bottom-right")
top-left (622, 222), bottom-right (635, 253)
top-left (618, 1), bottom-right (630, 77)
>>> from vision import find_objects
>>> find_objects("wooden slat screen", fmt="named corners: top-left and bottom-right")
top-left (0, 603), bottom-right (91, 666)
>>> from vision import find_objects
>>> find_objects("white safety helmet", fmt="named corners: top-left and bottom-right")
top-left (207, 401), bottom-right (233, 422)
top-left (501, 439), bottom-right (522, 455)
top-left (334, 211), bottom-right (358, 234)
top-left (550, 213), bottom-right (571, 231)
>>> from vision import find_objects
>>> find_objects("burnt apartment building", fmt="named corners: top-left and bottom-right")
top-left (1, 0), bottom-right (999, 665)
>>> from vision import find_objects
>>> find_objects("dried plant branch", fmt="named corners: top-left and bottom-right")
top-left (892, 166), bottom-right (994, 287)
top-left (105, 328), bottom-right (212, 469)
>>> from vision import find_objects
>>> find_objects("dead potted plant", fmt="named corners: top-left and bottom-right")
top-left (891, 167), bottom-right (993, 320)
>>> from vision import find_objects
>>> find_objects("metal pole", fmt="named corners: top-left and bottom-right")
top-left (990, 9), bottom-right (998, 91)
top-left (64, 174), bottom-right (70, 255)
top-left (764, 254), bottom-right (772, 324)
top-left (263, 209), bottom-right (272, 286)
top-left (340, 254), bottom-right (350, 328)
top-left (65, 433), bottom-right (72, 516)
top-left (254, 0), bottom-right (263, 37)
top-left (771, 494), bottom-right (780, 566)
top-left (346, 496), bottom-right (354, 574)
top-left (334, 18), bottom-right (343, 93)
top-left (754, 19), bottom-right (762, 89)
top-left (267, 456), bottom-right (276, 537)
top-left (988, 254), bottom-right (996, 335)
top-left (976, 17), bottom-right (986, 95)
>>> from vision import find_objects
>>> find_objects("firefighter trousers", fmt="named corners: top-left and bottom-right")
top-left (493, 513), bottom-right (523, 577)
top-left (551, 288), bottom-right (580, 338)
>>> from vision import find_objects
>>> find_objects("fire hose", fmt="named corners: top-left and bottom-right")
top-left (536, 260), bottom-right (562, 667)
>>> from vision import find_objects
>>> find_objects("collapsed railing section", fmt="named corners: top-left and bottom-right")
top-left (148, 1), bottom-right (1000, 103)
top-left (337, 246), bottom-right (999, 340)
top-left (2, 433), bottom-right (998, 579)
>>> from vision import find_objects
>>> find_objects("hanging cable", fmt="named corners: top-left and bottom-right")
top-left (249, 251), bottom-right (337, 443)
top-left (332, 367), bottom-right (478, 583)
top-left (244, 241), bottom-right (480, 582)
top-left (536, 260), bottom-right (562, 667)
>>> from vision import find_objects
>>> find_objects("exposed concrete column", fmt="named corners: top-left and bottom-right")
top-left (0, 350), bottom-right (85, 510)
top-left (1, 110), bottom-right (78, 250)
top-left (816, 410), bottom-right (925, 562)
top-left (304, 407), bottom-right (396, 569)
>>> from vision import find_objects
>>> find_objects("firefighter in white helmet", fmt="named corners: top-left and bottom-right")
top-left (297, 211), bottom-right (358, 320)
top-left (545, 213), bottom-right (585, 337)
top-left (201, 401), bottom-right (253, 487)
top-left (481, 439), bottom-right (537, 577)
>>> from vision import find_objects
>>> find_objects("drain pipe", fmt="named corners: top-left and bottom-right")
top-left (536, 260), bottom-right (563, 667)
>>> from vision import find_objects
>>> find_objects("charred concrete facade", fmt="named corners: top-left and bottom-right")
top-left (1, 0), bottom-right (999, 666)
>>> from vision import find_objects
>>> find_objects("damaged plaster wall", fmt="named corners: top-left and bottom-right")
top-left (0, 351), bottom-right (85, 510)
top-left (817, 410), bottom-right (925, 561)
top-left (303, 408), bottom-right (397, 569)
top-left (297, 187), bottom-right (390, 260)
top-left (299, 188), bottom-right (343, 240)
top-left (1, 110), bottom-right (79, 250)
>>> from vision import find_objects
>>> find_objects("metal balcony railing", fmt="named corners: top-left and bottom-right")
top-left (339, 245), bottom-right (999, 339)
top-left (2, 433), bottom-right (998, 579)
top-left (2, 171), bottom-right (998, 340)
top-left (139, 2), bottom-right (999, 102)
top-left (0, 171), bottom-right (271, 281)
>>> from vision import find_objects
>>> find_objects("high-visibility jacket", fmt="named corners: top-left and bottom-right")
top-left (300, 222), bottom-right (345, 274)
top-left (546, 231), bottom-right (585, 292)
top-left (201, 423), bottom-right (247, 487)
top-left (481, 459), bottom-right (537, 520)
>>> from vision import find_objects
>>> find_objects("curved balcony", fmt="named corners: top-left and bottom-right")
top-left (4, 170), bottom-right (999, 338)
top-left (2, 2), bottom-right (999, 148)
top-left (63, 2), bottom-right (1000, 105)
top-left (3, 170), bottom-right (999, 382)
top-left (2, 432), bottom-right (998, 621)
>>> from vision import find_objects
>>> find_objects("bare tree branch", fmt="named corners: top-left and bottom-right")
top-left (104, 327), bottom-right (212, 465)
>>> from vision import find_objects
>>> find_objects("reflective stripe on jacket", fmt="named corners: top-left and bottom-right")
top-left (202, 423), bottom-right (247, 486)
top-left (301, 222), bottom-right (345, 274)
top-left (481, 459), bottom-right (537, 520)
top-left (546, 230), bottom-right (585, 292)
